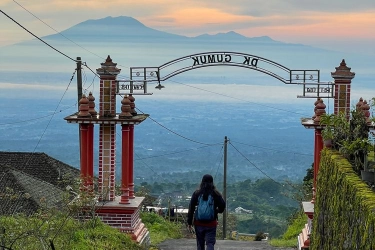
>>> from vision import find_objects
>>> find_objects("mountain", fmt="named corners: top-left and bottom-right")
top-left (1, 16), bottom-right (374, 80)
top-left (44, 16), bottom-right (188, 42)
top-left (43, 16), bottom-right (285, 45)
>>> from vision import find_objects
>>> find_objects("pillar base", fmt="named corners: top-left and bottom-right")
top-left (298, 223), bottom-right (310, 250)
top-left (95, 196), bottom-right (150, 246)
top-left (297, 202), bottom-right (314, 250)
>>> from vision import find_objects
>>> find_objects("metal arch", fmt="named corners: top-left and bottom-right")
top-left (157, 51), bottom-right (291, 82)
top-left (161, 63), bottom-right (290, 83)
top-left (116, 51), bottom-right (322, 96)
top-left (158, 51), bottom-right (290, 71)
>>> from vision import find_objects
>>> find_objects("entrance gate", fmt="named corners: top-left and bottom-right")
top-left (115, 51), bottom-right (334, 99)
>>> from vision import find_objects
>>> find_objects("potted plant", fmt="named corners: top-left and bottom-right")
top-left (320, 113), bottom-right (336, 148)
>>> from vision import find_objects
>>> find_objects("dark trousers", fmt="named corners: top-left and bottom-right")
top-left (194, 225), bottom-right (217, 250)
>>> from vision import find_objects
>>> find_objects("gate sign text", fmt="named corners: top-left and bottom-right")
top-left (297, 82), bottom-right (334, 99)
top-left (191, 53), bottom-right (259, 68)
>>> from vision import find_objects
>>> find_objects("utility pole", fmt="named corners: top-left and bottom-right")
top-left (76, 57), bottom-right (83, 107)
top-left (76, 57), bottom-right (83, 163)
top-left (223, 136), bottom-right (228, 239)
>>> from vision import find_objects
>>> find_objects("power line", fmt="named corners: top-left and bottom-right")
top-left (230, 140), bottom-right (313, 157)
top-left (0, 9), bottom-right (76, 62)
top-left (21, 70), bottom-right (76, 167)
top-left (213, 145), bottom-right (224, 180)
top-left (12, 0), bottom-right (106, 60)
top-left (229, 141), bottom-right (295, 190)
top-left (135, 107), bottom-right (220, 146)
top-left (165, 78), bottom-right (310, 117)
top-left (135, 144), bottom-right (222, 161)
top-left (0, 104), bottom-right (76, 126)
top-left (11, 0), bottom-right (137, 75)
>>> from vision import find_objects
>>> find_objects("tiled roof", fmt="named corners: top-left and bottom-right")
top-left (0, 152), bottom-right (80, 215)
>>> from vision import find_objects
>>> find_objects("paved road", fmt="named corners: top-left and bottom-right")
top-left (158, 239), bottom-right (297, 250)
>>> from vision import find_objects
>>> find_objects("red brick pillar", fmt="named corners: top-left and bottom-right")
top-left (331, 59), bottom-right (355, 117)
top-left (129, 124), bottom-right (135, 198)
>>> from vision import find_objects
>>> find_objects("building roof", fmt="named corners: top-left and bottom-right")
top-left (0, 152), bottom-right (80, 215)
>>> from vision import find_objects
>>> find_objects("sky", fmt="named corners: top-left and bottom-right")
top-left (0, 0), bottom-right (375, 55)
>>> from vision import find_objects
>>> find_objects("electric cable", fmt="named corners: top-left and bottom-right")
top-left (213, 145), bottom-right (224, 181)
top-left (229, 141), bottom-right (298, 191)
top-left (135, 106), bottom-right (220, 146)
top-left (135, 144), bottom-right (222, 161)
top-left (12, 0), bottom-right (105, 60)
top-left (230, 140), bottom-right (313, 157)
top-left (165, 78), bottom-right (310, 116)
top-left (0, 9), bottom-right (76, 62)
top-left (0, 104), bottom-right (77, 126)
top-left (21, 70), bottom-right (76, 167)
top-left (11, 0), bottom-right (136, 75)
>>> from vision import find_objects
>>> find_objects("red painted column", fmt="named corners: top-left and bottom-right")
top-left (312, 129), bottom-right (323, 203)
top-left (80, 124), bottom-right (89, 188)
top-left (87, 124), bottom-right (94, 191)
top-left (129, 124), bottom-right (135, 199)
top-left (120, 124), bottom-right (130, 204)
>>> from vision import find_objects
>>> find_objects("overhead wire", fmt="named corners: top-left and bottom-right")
top-left (230, 140), bottom-right (313, 157)
top-left (21, 70), bottom-right (76, 167)
top-left (135, 144), bottom-right (222, 161)
top-left (229, 141), bottom-right (299, 191)
top-left (12, 0), bottom-right (105, 60)
top-left (135, 106), bottom-right (220, 146)
top-left (213, 145), bottom-right (224, 180)
top-left (0, 104), bottom-right (77, 126)
top-left (165, 78), bottom-right (311, 117)
top-left (0, 9), bottom-right (76, 62)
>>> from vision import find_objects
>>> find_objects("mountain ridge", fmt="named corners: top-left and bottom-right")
top-left (42, 16), bottom-right (290, 45)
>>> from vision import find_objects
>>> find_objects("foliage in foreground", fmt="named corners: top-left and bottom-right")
top-left (141, 212), bottom-right (183, 248)
top-left (269, 210), bottom-right (306, 247)
top-left (0, 212), bottom-right (142, 250)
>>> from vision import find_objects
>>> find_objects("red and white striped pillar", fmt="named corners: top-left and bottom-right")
top-left (96, 56), bottom-right (121, 201)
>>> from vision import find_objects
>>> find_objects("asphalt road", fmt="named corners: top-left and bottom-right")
top-left (158, 239), bottom-right (297, 250)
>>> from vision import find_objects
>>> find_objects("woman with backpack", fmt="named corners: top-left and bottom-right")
top-left (187, 174), bottom-right (226, 250)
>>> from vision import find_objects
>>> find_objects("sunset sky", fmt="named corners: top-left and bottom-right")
top-left (1, 0), bottom-right (375, 54)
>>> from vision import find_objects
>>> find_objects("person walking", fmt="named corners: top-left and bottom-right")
top-left (187, 174), bottom-right (226, 250)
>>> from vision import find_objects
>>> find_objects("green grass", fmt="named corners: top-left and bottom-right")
top-left (0, 214), bottom-right (142, 250)
top-left (141, 212), bottom-right (183, 249)
top-left (269, 210), bottom-right (306, 247)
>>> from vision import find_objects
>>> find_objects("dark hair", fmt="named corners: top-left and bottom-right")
top-left (199, 174), bottom-right (216, 200)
